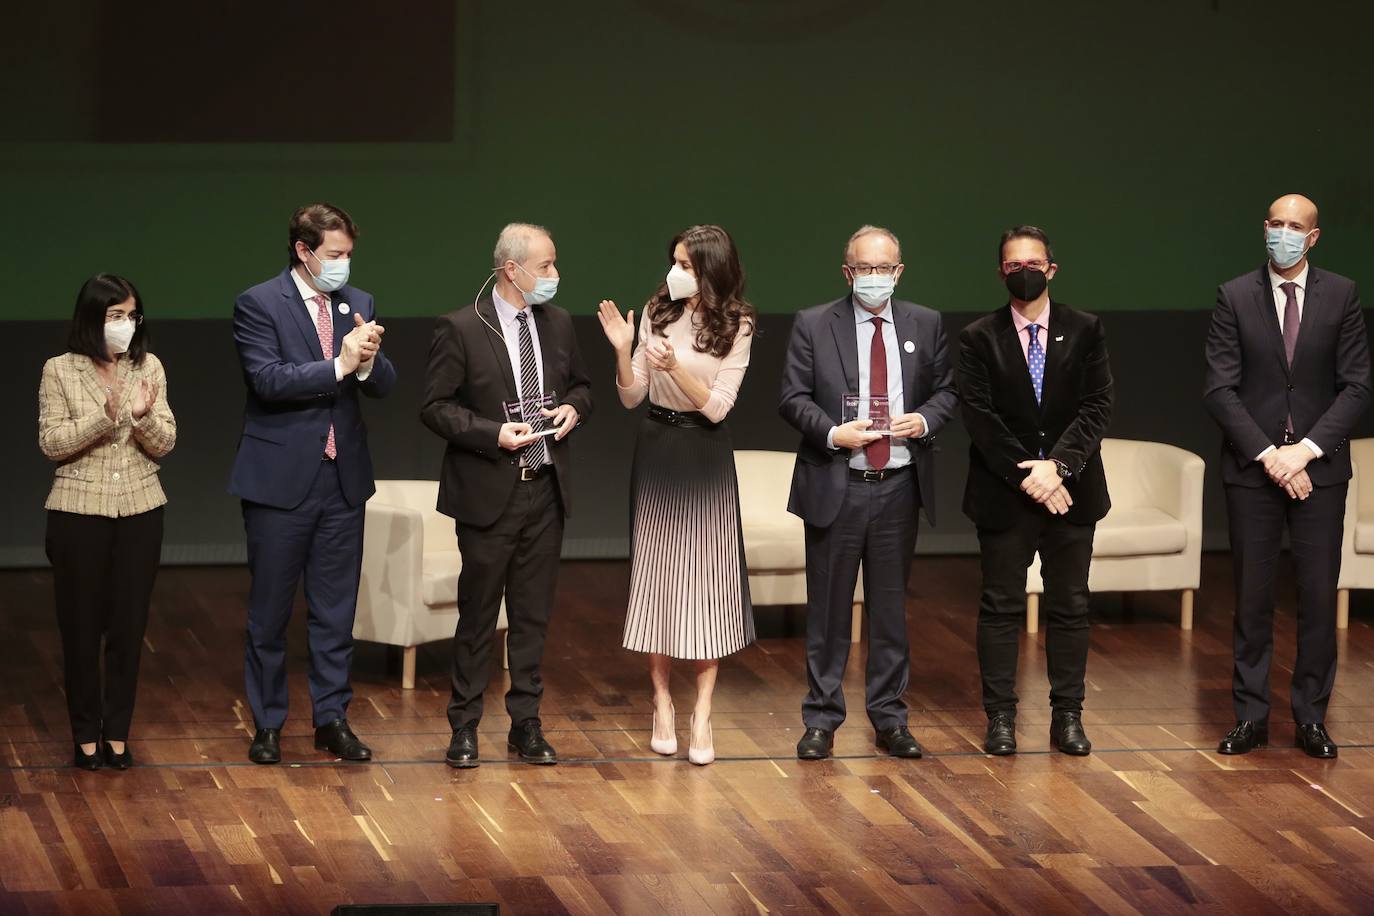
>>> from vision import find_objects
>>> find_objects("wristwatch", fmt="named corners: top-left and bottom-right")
top-left (1051, 458), bottom-right (1072, 479)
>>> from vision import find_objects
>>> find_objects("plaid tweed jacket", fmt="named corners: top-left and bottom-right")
top-left (38, 351), bottom-right (177, 517)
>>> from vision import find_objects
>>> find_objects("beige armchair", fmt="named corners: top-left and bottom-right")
top-left (1025, 438), bottom-right (1204, 632)
top-left (355, 480), bottom-right (507, 688)
top-left (1336, 438), bottom-right (1374, 629)
top-left (735, 450), bottom-right (864, 642)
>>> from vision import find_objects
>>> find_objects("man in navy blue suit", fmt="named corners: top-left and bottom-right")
top-left (230, 202), bottom-right (397, 764)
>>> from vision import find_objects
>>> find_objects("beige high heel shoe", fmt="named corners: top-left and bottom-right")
top-left (651, 702), bottom-right (677, 755)
top-left (688, 713), bottom-right (715, 766)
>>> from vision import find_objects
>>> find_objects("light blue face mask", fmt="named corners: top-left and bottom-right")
top-left (517, 263), bottom-right (559, 305)
top-left (305, 247), bottom-right (351, 292)
top-left (1266, 226), bottom-right (1312, 270)
top-left (852, 273), bottom-right (896, 309)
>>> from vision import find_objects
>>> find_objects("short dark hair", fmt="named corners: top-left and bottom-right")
top-left (998, 225), bottom-right (1054, 265)
top-left (66, 274), bottom-right (148, 366)
top-left (287, 202), bottom-right (359, 267)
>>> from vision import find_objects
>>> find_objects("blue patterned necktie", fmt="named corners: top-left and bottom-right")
top-left (515, 312), bottom-right (550, 469)
top-left (1026, 322), bottom-right (1045, 404)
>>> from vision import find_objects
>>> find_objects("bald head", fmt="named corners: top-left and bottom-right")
top-left (1267, 194), bottom-right (1319, 230)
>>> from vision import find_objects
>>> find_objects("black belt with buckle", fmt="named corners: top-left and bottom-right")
top-left (648, 404), bottom-right (719, 429)
top-left (849, 465), bottom-right (910, 482)
top-left (1282, 428), bottom-right (1299, 446)
top-left (518, 464), bottom-right (549, 481)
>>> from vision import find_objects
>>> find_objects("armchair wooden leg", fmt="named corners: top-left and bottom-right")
top-left (1180, 589), bottom-right (1194, 631)
top-left (1026, 594), bottom-right (1039, 634)
top-left (502, 628), bottom-right (510, 670)
top-left (402, 646), bottom-right (417, 690)
top-left (1337, 589), bottom-right (1350, 630)
top-left (851, 602), bottom-right (863, 643)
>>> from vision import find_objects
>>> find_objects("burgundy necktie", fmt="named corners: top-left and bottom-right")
top-left (865, 316), bottom-right (889, 469)
top-left (1281, 281), bottom-right (1299, 435)
top-left (313, 294), bottom-right (337, 459)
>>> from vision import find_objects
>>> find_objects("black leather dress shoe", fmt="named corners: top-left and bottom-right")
top-left (446, 726), bottom-right (479, 768)
top-left (1050, 711), bottom-right (1092, 756)
top-left (796, 727), bottom-right (833, 760)
top-left (508, 719), bottom-right (557, 764)
top-left (984, 714), bottom-right (1017, 756)
top-left (315, 719), bottom-right (372, 761)
top-left (73, 745), bottom-right (102, 770)
top-left (102, 742), bottom-right (133, 770)
top-left (1296, 723), bottom-right (1338, 759)
top-left (249, 728), bottom-right (281, 764)
top-left (875, 725), bottom-right (923, 758)
top-left (1217, 719), bottom-right (1268, 755)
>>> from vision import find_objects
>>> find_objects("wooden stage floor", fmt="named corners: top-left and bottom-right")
top-left (4, 556), bottom-right (1374, 914)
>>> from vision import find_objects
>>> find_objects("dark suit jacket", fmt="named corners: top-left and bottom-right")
top-left (1203, 265), bottom-right (1370, 488)
top-left (229, 268), bottom-right (397, 510)
top-left (420, 297), bottom-right (593, 527)
top-left (779, 295), bottom-right (959, 528)
top-left (956, 301), bottom-right (1113, 530)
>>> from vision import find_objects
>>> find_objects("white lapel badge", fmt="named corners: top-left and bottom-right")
top-left (1054, 335), bottom-right (1064, 342)
top-left (338, 302), bottom-right (350, 315)
top-left (903, 340), bottom-right (915, 353)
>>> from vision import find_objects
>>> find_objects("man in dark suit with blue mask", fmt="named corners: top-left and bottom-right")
top-left (780, 225), bottom-right (959, 761)
top-left (230, 202), bottom-right (397, 765)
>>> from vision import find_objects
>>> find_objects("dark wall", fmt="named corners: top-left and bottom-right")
top-left (14, 307), bottom-right (1374, 566)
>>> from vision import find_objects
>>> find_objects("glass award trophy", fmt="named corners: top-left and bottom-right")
top-left (503, 391), bottom-right (560, 437)
top-left (841, 394), bottom-right (892, 435)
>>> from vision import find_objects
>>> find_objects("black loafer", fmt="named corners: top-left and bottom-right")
top-left (102, 741), bottom-right (133, 770)
top-left (249, 728), bottom-right (281, 764)
top-left (875, 725), bottom-right (922, 758)
top-left (984, 714), bottom-right (1017, 756)
top-left (796, 727), bottom-right (834, 760)
top-left (73, 744), bottom-right (102, 771)
top-left (508, 719), bottom-right (557, 764)
top-left (1050, 711), bottom-right (1092, 756)
top-left (1296, 723), bottom-right (1337, 759)
top-left (1217, 719), bottom-right (1268, 755)
top-left (446, 726), bottom-right (480, 768)
top-left (315, 719), bottom-right (372, 761)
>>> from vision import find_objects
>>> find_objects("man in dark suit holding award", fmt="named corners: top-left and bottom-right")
top-left (421, 223), bottom-right (592, 768)
top-left (780, 225), bottom-right (959, 760)
top-left (231, 202), bottom-right (398, 765)
top-left (957, 225), bottom-right (1113, 757)
top-left (1204, 194), bottom-right (1370, 759)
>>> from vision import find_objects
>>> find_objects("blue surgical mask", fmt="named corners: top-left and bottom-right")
top-left (1266, 226), bottom-right (1312, 270)
top-left (517, 263), bottom-right (559, 305)
top-left (852, 273), bottom-right (895, 309)
top-left (306, 248), bottom-right (351, 293)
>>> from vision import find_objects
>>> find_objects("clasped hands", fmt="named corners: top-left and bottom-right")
top-left (832, 414), bottom-right (926, 450)
top-left (498, 404), bottom-right (580, 450)
top-left (339, 313), bottom-right (385, 374)
top-left (1261, 443), bottom-right (1315, 501)
top-left (1019, 459), bottom-right (1073, 516)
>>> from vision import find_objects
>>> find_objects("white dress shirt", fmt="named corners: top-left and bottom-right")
top-left (492, 287), bottom-right (546, 401)
top-left (1255, 262), bottom-right (1322, 460)
top-left (826, 298), bottom-right (924, 470)
top-left (290, 267), bottom-right (371, 382)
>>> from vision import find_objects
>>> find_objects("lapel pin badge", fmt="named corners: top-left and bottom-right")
top-left (338, 302), bottom-right (350, 315)
top-left (1055, 335), bottom-right (1064, 342)
top-left (903, 340), bottom-right (915, 353)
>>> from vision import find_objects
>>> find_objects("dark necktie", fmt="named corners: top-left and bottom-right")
top-left (515, 312), bottom-right (549, 469)
top-left (1281, 281), bottom-right (1300, 434)
top-left (865, 316), bottom-right (889, 470)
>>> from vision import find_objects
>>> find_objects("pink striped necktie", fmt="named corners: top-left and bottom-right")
top-left (313, 294), bottom-right (337, 459)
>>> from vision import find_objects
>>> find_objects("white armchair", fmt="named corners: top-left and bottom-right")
top-left (355, 480), bottom-right (507, 688)
top-left (1025, 438), bottom-right (1204, 632)
top-left (1336, 438), bottom-right (1374, 629)
top-left (735, 450), bottom-right (865, 642)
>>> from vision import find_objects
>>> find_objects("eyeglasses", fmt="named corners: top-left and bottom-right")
top-left (847, 263), bottom-right (901, 277)
top-left (1001, 259), bottom-right (1050, 274)
top-left (105, 312), bottom-right (143, 324)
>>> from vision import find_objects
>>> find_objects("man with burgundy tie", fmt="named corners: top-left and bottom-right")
top-left (781, 225), bottom-right (958, 760)
top-left (1204, 194), bottom-right (1370, 759)
top-left (957, 225), bottom-right (1113, 757)
top-left (230, 202), bottom-right (397, 765)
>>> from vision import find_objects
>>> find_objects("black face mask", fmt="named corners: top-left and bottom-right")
top-left (1004, 268), bottom-right (1048, 302)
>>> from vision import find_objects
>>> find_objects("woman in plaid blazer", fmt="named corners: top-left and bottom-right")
top-left (38, 274), bottom-right (176, 771)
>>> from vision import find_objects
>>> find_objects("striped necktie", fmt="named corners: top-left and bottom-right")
top-left (515, 312), bottom-right (550, 469)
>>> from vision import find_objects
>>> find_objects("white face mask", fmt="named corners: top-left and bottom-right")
top-left (105, 317), bottom-right (136, 355)
top-left (304, 246), bottom-right (351, 293)
top-left (852, 273), bottom-right (896, 309)
top-left (666, 263), bottom-right (699, 301)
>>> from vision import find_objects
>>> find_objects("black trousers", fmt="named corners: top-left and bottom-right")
top-left (1225, 481), bottom-right (1345, 724)
top-left (976, 510), bottom-right (1094, 716)
top-left (45, 508), bottom-right (164, 744)
top-left (802, 471), bottom-right (919, 732)
top-left (448, 473), bottom-right (563, 728)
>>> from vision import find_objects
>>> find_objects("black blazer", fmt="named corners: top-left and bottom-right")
top-left (420, 297), bottom-right (593, 527)
top-left (956, 301), bottom-right (1113, 530)
top-left (1203, 265), bottom-right (1370, 488)
top-left (779, 295), bottom-right (959, 528)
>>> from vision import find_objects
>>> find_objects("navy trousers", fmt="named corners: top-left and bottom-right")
top-left (242, 460), bottom-right (364, 729)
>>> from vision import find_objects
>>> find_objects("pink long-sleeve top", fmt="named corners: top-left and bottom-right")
top-left (616, 305), bottom-right (753, 423)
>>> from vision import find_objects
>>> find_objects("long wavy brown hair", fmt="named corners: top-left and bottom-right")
top-left (645, 224), bottom-right (756, 358)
